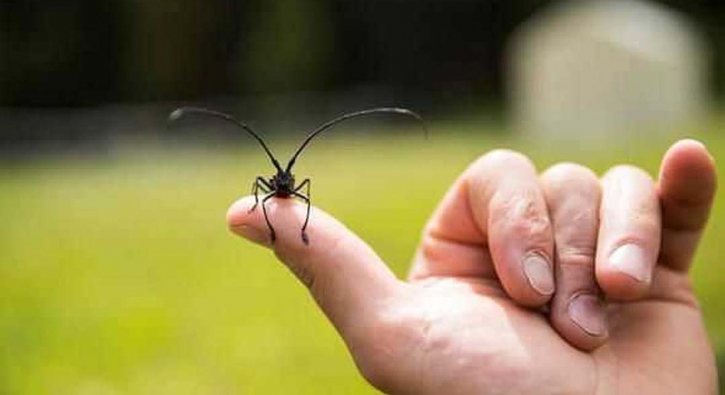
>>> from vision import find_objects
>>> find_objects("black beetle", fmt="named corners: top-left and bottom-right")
top-left (169, 107), bottom-right (426, 245)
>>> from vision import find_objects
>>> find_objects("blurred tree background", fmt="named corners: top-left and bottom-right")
top-left (0, 0), bottom-right (723, 148)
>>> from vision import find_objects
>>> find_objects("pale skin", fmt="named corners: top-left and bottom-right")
top-left (227, 139), bottom-right (718, 395)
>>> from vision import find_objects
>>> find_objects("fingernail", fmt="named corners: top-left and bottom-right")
top-left (568, 293), bottom-right (607, 337)
top-left (609, 244), bottom-right (650, 282)
top-left (230, 224), bottom-right (269, 246)
top-left (523, 253), bottom-right (555, 295)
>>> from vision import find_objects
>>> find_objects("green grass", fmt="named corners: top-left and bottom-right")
top-left (0, 121), bottom-right (724, 394)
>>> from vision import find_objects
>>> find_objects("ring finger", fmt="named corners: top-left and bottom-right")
top-left (597, 165), bottom-right (661, 300)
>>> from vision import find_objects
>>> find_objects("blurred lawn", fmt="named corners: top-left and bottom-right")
top-left (0, 120), bottom-right (723, 394)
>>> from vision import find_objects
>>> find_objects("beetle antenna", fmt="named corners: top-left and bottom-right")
top-left (169, 107), bottom-right (283, 172)
top-left (286, 107), bottom-right (427, 171)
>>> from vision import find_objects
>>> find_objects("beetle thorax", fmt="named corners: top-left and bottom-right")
top-left (271, 172), bottom-right (295, 196)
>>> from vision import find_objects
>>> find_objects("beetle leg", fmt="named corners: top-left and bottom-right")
top-left (293, 190), bottom-right (312, 245)
top-left (250, 177), bottom-right (272, 212)
top-left (261, 192), bottom-right (277, 243)
top-left (294, 178), bottom-right (310, 196)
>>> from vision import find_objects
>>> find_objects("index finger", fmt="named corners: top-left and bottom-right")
top-left (410, 150), bottom-right (555, 307)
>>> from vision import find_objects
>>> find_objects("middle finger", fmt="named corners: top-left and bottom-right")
top-left (542, 163), bottom-right (607, 350)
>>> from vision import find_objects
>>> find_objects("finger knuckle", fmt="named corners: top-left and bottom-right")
top-left (558, 244), bottom-right (597, 267)
top-left (621, 217), bottom-right (661, 242)
top-left (492, 191), bottom-right (552, 241)
top-left (543, 162), bottom-right (599, 188)
top-left (475, 149), bottom-right (534, 172)
top-left (604, 164), bottom-right (653, 183)
top-left (616, 189), bottom-right (661, 227)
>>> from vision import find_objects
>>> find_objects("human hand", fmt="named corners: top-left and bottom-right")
top-left (227, 139), bottom-right (718, 395)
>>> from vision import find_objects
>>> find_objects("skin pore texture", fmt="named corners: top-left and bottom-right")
top-left (227, 139), bottom-right (718, 395)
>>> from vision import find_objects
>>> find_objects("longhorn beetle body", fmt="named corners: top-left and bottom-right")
top-left (169, 107), bottom-right (427, 245)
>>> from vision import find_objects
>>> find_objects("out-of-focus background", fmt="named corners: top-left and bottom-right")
top-left (0, 1), bottom-right (723, 393)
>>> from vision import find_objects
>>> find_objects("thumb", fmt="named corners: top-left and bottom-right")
top-left (227, 196), bottom-right (401, 332)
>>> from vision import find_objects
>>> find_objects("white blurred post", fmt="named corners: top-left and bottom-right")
top-left (506, 0), bottom-right (710, 141)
